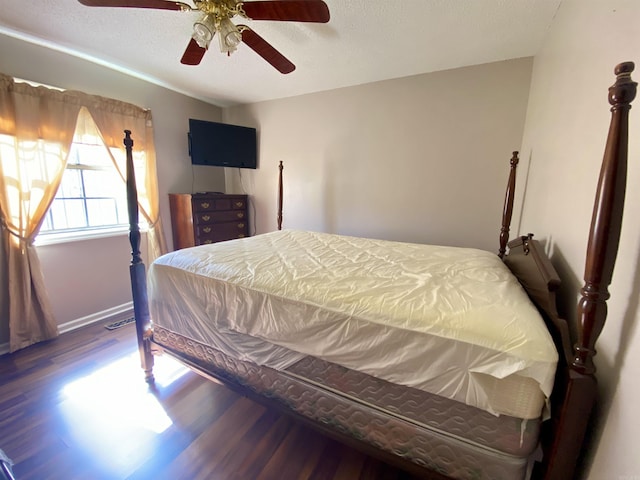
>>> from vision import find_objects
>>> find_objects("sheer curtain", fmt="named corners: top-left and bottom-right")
top-left (0, 74), bottom-right (167, 352)
top-left (0, 74), bottom-right (81, 351)
top-left (83, 97), bottom-right (167, 260)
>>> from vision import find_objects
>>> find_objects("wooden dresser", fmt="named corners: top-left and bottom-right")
top-left (168, 193), bottom-right (249, 250)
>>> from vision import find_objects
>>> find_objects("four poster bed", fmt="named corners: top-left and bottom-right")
top-left (125, 62), bottom-right (636, 479)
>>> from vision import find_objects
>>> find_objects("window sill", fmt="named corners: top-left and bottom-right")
top-left (34, 226), bottom-right (137, 246)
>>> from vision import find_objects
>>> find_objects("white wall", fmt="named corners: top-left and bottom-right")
top-left (224, 58), bottom-right (533, 252)
top-left (518, 1), bottom-right (640, 478)
top-left (0, 33), bottom-right (224, 342)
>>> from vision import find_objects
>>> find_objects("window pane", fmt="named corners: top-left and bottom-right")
top-left (86, 198), bottom-right (119, 227)
top-left (83, 169), bottom-right (123, 198)
top-left (40, 213), bottom-right (53, 232)
top-left (56, 169), bottom-right (84, 199)
top-left (49, 199), bottom-right (88, 230)
top-left (116, 197), bottom-right (128, 225)
top-left (66, 145), bottom-right (81, 166)
top-left (73, 142), bottom-right (113, 168)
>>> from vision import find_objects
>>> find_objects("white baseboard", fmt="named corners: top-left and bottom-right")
top-left (0, 301), bottom-right (134, 355)
top-left (58, 302), bottom-right (134, 334)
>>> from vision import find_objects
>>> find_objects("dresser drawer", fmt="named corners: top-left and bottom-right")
top-left (194, 209), bottom-right (246, 224)
top-left (192, 196), bottom-right (247, 212)
top-left (192, 198), bottom-right (227, 212)
top-left (196, 221), bottom-right (247, 238)
top-left (197, 222), bottom-right (248, 244)
top-left (230, 198), bottom-right (247, 210)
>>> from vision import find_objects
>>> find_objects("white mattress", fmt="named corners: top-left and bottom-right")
top-left (148, 229), bottom-right (558, 419)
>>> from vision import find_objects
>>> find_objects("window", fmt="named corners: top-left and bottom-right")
top-left (39, 136), bottom-right (128, 234)
top-left (38, 112), bottom-right (130, 240)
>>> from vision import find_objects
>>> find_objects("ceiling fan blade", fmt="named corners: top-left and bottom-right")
top-left (77, 0), bottom-right (188, 10)
top-left (180, 38), bottom-right (207, 65)
top-left (242, 1), bottom-right (330, 23)
top-left (242, 28), bottom-right (295, 74)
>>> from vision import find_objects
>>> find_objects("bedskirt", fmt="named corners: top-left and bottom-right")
top-left (153, 325), bottom-right (541, 480)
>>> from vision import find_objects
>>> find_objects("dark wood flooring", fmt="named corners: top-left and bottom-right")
top-left (0, 321), bottom-right (421, 480)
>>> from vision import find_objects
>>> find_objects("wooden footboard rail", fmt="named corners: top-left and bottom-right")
top-left (123, 61), bottom-right (635, 480)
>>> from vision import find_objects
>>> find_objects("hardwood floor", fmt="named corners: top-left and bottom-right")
top-left (0, 322), bottom-right (421, 480)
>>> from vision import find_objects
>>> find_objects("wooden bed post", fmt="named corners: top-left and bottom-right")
top-left (573, 61), bottom-right (636, 374)
top-left (125, 130), bottom-right (154, 383)
top-left (277, 160), bottom-right (283, 230)
top-left (536, 62), bottom-right (636, 480)
top-left (498, 151), bottom-right (519, 258)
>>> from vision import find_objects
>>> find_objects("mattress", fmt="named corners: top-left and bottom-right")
top-left (148, 229), bottom-right (558, 419)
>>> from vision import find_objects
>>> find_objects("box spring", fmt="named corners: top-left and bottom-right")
top-left (154, 325), bottom-right (540, 480)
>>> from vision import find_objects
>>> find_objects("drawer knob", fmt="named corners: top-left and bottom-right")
top-left (237, 223), bottom-right (245, 228)
top-left (238, 234), bottom-right (245, 238)
top-left (235, 201), bottom-right (244, 208)
top-left (203, 227), bottom-right (212, 233)
top-left (202, 215), bottom-right (211, 221)
top-left (237, 212), bottom-right (244, 219)
top-left (203, 240), bottom-right (212, 244)
top-left (200, 202), bottom-right (210, 209)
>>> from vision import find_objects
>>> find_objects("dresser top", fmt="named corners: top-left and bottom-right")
top-left (170, 192), bottom-right (247, 198)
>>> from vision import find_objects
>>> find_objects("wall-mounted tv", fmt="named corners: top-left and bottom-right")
top-left (188, 119), bottom-right (257, 169)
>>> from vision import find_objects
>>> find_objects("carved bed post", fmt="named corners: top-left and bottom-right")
top-left (498, 151), bottom-right (519, 258)
top-left (277, 160), bottom-right (283, 230)
top-left (125, 130), bottom-right (154, 383)
top-left (573, 61), bottom-right (636, 374)
top-left (536, 62), bottom-right (636, 480)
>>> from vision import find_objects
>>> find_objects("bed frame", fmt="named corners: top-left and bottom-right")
top-left (124, 61), bottom-right (636, 480)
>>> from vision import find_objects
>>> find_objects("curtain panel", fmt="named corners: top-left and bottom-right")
top-left (0, 73), bottom-right (167, 352)
top-left (82, 98), bottom-right (168, 260)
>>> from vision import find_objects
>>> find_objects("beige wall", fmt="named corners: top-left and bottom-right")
top-left (224, 58), bottom-right (533, 252)
top-left (36, 234), bottom-right (148, 331)
top-left (518, 1), bottom-right (640, 478)
top-left (0, 33), bottom-right (224, 345)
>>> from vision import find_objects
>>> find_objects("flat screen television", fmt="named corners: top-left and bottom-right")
top-left (188, 119), bottom-right (257, 169)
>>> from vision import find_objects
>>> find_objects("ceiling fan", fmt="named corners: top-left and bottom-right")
top-left (77, 0), bottom-right (330, 74)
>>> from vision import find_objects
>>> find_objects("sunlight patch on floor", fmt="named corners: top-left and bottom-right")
top-left (58, 352), bottom-right (189, 476)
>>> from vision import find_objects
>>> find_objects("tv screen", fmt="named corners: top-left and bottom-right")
top-left (188, 119), bottom-right (257, 169)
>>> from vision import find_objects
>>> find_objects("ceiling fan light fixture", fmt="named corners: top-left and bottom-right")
top-left (78, 0), bottom-right (330, 72)
top-left (192, 14), bottom-right (215, 48)
top-left (217, 17), bottom-right (241, 54)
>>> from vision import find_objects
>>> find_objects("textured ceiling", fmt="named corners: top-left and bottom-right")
top-left (0, 0), bottom-right (562, 107)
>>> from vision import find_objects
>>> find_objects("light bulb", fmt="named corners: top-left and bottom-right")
top-left (193, 14), bottom-right (215, 49)
top-left (218, 17), bottom-right (241, 54)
